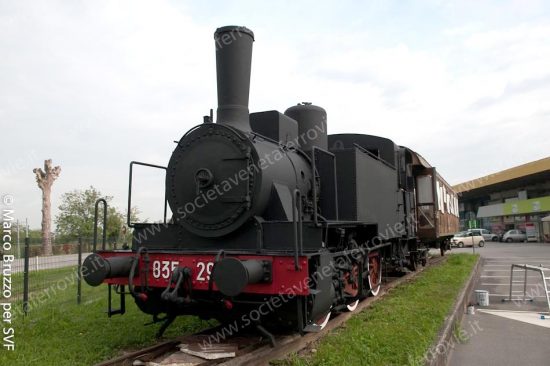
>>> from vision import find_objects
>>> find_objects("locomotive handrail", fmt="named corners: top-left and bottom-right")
top-left (312, 146), bottom-right (339, 223)
top-left (93, 198), bottom-right (108, 251)
top-left (128, 246), bottom-right (148, 299)
top-left (311, 148), bottom-right (319, 225)
top-left (297, 191), bottom-right (303, 256)
top-left (292, 189), bottom-right (303, 270)
top-left (127, 161), bottom-right (168, 227)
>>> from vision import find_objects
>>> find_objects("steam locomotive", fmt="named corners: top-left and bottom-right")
top-left (83, 26), bottom-right (459, 338)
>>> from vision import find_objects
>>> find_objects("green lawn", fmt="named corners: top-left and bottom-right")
top-left (10, 266), bottom-right (82, 302)
top-left (1, 267), bottom-right (214, 366)
top-left (282, 253), bottom-right (478, 366)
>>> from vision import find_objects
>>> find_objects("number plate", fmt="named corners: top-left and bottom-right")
top-left (99, 253), bottom-right (311, 295)
top-left (151, 260), bottom-right (214, 281)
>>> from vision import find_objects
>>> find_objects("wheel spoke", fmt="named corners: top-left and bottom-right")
top-left (343, 263), bottom-right (360, 311)
top-left (368, 252), bottom-right (382, 296)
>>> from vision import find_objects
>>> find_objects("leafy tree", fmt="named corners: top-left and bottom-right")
top-left (55, 186), bottom-right (138, 245)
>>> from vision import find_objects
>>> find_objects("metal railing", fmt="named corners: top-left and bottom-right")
top-left (503, 264), bottom-right (550, 314)
top-left (0, 236), bottom-right (99, 316)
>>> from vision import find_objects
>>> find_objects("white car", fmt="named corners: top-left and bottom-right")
top-left (451, 232), bottom-right (485, 248)
top-left (502, 230), bottom-right (527, 243)
top-left (467, 229), bottom-right (498, 242)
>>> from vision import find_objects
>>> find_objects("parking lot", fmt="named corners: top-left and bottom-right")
top-left (453, 241), bottom-right (550, 310)
top-left (449, 241), bottom-right (550, 366)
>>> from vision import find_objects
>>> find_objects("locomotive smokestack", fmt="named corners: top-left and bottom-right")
top-left (214, 25), bottom-right (254, 131)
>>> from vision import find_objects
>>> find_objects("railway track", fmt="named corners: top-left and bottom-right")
top-left (96, 255), bottom-right (447, 366)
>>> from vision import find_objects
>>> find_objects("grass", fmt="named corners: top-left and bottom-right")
top-left (10, 267), bottom-right (81, 302)
top-left (1, 266), bottom-right (215, 366)
top-left (281, 253), bottom-right (478, 366)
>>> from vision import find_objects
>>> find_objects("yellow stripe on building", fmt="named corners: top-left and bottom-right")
top-left (453, 157), bottom-right (550, 193)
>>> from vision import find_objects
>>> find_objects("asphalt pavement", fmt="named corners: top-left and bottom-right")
top-left (447, 242), bottom-right (550, 366)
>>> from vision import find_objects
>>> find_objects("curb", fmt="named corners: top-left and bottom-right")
top-left (425, 255), bottom-right (482, 366)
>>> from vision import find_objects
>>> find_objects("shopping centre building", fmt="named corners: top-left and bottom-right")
top-left (453, 157), bottom-right (550, 242)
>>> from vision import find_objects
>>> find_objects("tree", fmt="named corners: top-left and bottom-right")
top-left (33, 159), bottom-right (61, 256)
top-left (55, 186), bottom-right (138, 245)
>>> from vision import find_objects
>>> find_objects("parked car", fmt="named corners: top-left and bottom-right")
top-left (467, 228), bottom-right (498, 241)
top-left (502, 230), bottom-right (527, 243)
top-left (451, 232), bottom-right (485, 248)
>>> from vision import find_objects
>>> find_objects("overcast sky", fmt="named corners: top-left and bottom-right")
top-left (1, 0), bottom-right (549, 229)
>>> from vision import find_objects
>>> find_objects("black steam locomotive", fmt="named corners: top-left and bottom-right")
top-left (83, 26), bottom-right (459, 338)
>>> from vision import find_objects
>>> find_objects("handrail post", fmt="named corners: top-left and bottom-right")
top-left (77, 236), bottom-right (82, 304)
top-left (509, 264), bottom-right (514, 302)
top-left (296, 190), bottom-right (303, 256)
top-left (523, 265), bottom-right (527, 302)
top-left (23, 237), bottom-right (30, 316)
top-left (93, 198), bottom-right (108, 251)
top-left (292, 189), bottom-right (299, 271)
top-left (291, 189), bottom-right (303, 270)
top-left (311, 147), bottom-right (318, 225)
top-left (542, 269), bottom-right (550, 313)
top-left (128, 162), bottom-right (134, 227)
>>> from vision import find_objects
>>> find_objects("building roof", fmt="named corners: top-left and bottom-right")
top-left (453, 156), bottom-right (550, 194)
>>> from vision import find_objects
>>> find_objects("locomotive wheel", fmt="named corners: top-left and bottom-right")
top-left (344, 263), bottom-right (360, 311)
top-left (367, 252), bottom-right (382, 296)
top-left (346, 299), bottom-right (359, 312)
top-left (421, 256), bottom-right (428, 267)
top-left (312, 311), bottom-right (331, 330)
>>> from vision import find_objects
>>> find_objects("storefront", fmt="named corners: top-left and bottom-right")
top-left (455, 157), bottom-right (550, 241)
top-left (542, 215), bottom-right (550, 242)
top-left (477, 196), bottom-right (550, 241)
